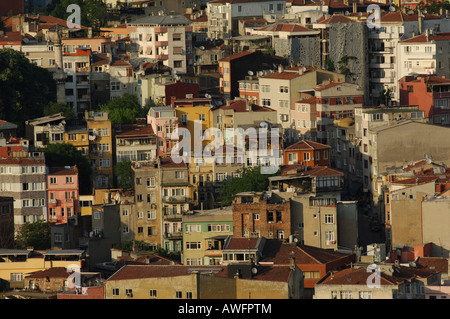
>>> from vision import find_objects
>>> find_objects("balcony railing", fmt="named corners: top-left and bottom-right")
top-left (164, 232), bottom-right (182, 239)
top-left (163, 196), bottom-right (188, 203)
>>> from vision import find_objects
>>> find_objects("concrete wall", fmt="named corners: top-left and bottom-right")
top-left (376, 122), bottom-right (450, 173)
top-left (337, 201), bottom-right (358, 250)
top-left (422, 199), bottom-right (450, 258)
top-left (327, 22), bottom-right (369, 105)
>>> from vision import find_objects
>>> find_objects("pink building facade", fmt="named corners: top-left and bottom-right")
top-left (147, 106), bottom-right (179, 157)
top-left (47, 166), bottom-right (80, 224)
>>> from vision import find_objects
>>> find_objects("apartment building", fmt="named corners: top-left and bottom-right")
top-left (147, 106), bottom-right (179, 157)
top-left (353, 105), bottom-right (427, 198)
top-left (131, 161), bottom-right (161, 250)
top-left (258, 65), bottom-right (345, 142)
top-left (206, 0), bottom-right (286, 39)
top-left (399, 75), bottom-right (450, 125)
top-left (0, 248), bottom-right (85, 290)
top-left (232, 191), bottom-right (292, 240)
top-left (312, 81), bottom-right (364, 144)
top-left (47, 166), bottom-right (79, 225)
top-left (129, 15), bottom-right (194, 74)
top-left (182, 206), bottom-right (233, 266)
top-left (85, 111), bottom-right (113, 189)
top-left (25, 113), bottom-right (66, 149)
top-left (0, 151), bottom-right (47, 233)
top-left (291, 96), bottom-right (317, 140)
top-left (0, 197), bottom-right (14, 249)
top-left (115, 124), bottom-right (157, 163)
top-left (160, 157), bottom-right (190, 253)
top-left (283, 139), bottom-right (330, 167)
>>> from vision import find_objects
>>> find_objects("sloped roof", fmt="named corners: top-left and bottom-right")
top-left (219, 50), bottom-right (254, 62)
top-left (116, 125), bottom-right (155, 138)
top-left (224, 237), bottom-right (259, 250)
top-left (257, 23), bottom-right (314, 33)
top-left (319, 267), bottom-right (405, 285)
top-left (25, 267), bottom-right (70, 279)
top-left (48, 166), bottom-right (78, 176)
top-left (261, 241), bottom-right (354, 265)
top-left (285, 140), bottom-right (330, 151)
top-left (218, 99), bottom-right (274, 112)
top-left (129, 14), bottom-right (192, 26)
top-left (107, 265), bottom-right (226, 280)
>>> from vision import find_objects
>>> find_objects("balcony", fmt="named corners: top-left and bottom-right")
top-left (48, 199), bottom-right (58, 206)
top-left (204, 249), bottom-right (223, 257)
top-left (163, 212), bottom-right (183, 221)
top-left (155, 41), bottom-right (168, 47)
top-left (163, 196), bottom-right (188, 203)
top-left (154, 27), bottom-right (168, 33)
top-left (164, 232), bottom-right (182, 239)
top-left (156, 54), bottom-right (169, 60)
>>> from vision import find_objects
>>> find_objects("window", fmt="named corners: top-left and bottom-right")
top-left (208, 224), bottom-right (230, 232)
top-left (262, 98), bottom-right (271, 107)
top-left (98, 128), bottom-right (109, 137)
top-left (66, 177), bottom-right (73, 183)
top-left (125, 289), bottom-right (133, 297)
top-left (112, 288), bottom-right (120, 296)
top-left (173, 33), bottom-right (181, 41)
top-left (147, 210), bottom-right (156, 220)
top-left (186, 292), bottom-right (193, 299)
top-left (175, 171), bottom-right (184, 179)
top-left (137, 211), bottom-right (143, 219)
top-left (99, 159), bottom-right (110, 167)
top-left (147, 177), bottom-right (156, 187)
top-left (340, 291), bottom-right (352, 299)
top-left (261, 85), bottom-right (270, 92)
top-left (253, 213), bottom-right (260, 220)
top-left (186, 224), bottom-right (201, 232)
top-left (325, 231), bottom-right (335, 244)
top-left (279, 86), bottom-right (288, 93)
top-left (186, 242), bottom-right (201, 250)
top-left (93, 210), bottom-right (101, 220)
top-left (54, 233), bottom-right (63, 243)
top-left (324, 214), bottom-right (335, 224)
top-left (122, 209), bottom-right (129, 216)
top-left (176, 291), bottom-right (183, 299)
top-left (303, 152), bottom-right (310, 161)
top-left (359, 291), bottom-right (372, 299)
top-left (111, 81), bottom-right (120, 91)
top-left (50, 177), bottom-right (57, 184)
top-left (10, 273), bottom-right (23, 282)
top-left (174, 60), bottom-right (182, 68)
top-left (186, 258), bottom-right (202, 265)
top-left (149, 290), bottom-right (157, 298)
top-left (199, 114), bottom-right (206, 121)
top-left (98, 143), bottom-right (110, 152)
top-left (123, 226), bottom-right (129, 233)
top-left (304, 271), bottom-right (321, 279)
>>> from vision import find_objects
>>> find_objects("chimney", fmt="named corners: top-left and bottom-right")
top-left (278, 64), bottom-right (284, 73)
top-left (353, 2), bottom-right (357, 14)
top-left (88, 27), bottom-right (93, 38)
top-left (289, 257), bottom-right (296, 270)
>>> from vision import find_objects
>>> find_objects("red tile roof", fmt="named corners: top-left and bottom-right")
top-left (159, 156), bottom-right (187, 168)
top-left (315, 81), bottom-right (343, 91)
top-left (316, 15), bottom-right (354, 24)
top-left (48, 166), bottom-right (78, 176)
top-left (257, 23), bottom-right (313, 33)
top-left (280, 165), bottom-right (344, 177)
top-left (261, 241), bottom-right (354, 265)
top-left (0, 157), bottom-right (45, 165)
top-left (248, 265), bottom-right (293, 282)
top-left (319, 267), bottom-right (405, 285)
top-left (285, 140), bottom-right (330, 151)
top-left (107, 265), bottom-right (226, 280)
top-left (25, 267), bottom-right (70, 279)
top-left (218, 100), bottom-right (274, 112)
top-left (116, 125), bottom-right (155, 138)
top-left (219, 50), bottom-right (254, 62)
top-left (296, 96), bottom-right (317, 104)
top-left (0, 31), bottom-right (22, 44)
top-left (224, 237), bottom-right (259, 250)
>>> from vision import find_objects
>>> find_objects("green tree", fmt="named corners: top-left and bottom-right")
top-left (218, 166), bottom-right (279, 206)
top-left (324, 57), bottom-right (335, 72)
top-left (0, 48), bottom-right (56, 135)
top-left (42, 143), bottom-right (92, 194)
top-left (15, 220), bottom-right (52, 250)
top-left (337, 55), bottom-right (357, 82)
top-left (100, 94), bottom-right (145, 125)
top-left (44, 101), bottom-right (76, 120)
top-left (51, 0), bottom-right (107, 29)
top-left (115, 160), bottom-right (133, 190)
top-left (378, 87), bottom-right (393, 106)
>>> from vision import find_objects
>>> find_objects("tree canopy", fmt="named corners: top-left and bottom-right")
top-left (0, 48), bottom-right (56, 135)
top-left (99, 94), bottom-right (147, 125)
top-left (44, 101), bottom-right (76, 120)
top-left (218, 166), bottom-right (279, 206)
top-left (115, 160), bottom-right (133, 190)
top-left (42, 143), bottom-right (92, 194)
top-left (15, 220), bottom-right (52, 250)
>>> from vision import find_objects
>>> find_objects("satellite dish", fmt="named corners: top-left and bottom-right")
top-left (199, 46), bottom-right (205, 50)
top-left (251, 267), bottom-right (258, 274)
top-left (258, 71), bottom-right (264, 76)
top-left (248, 70), bottom-right (254, 76)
